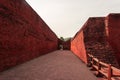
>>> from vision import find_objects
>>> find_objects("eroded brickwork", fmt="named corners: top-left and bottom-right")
top-left (71, 17), bottom-right (119, 68)
top-left (71, 31), bottom-right (87, 63)
top-left (0, 0), bottom-right (58, 71)
top-left (106, 14), bottom-right (120, 66)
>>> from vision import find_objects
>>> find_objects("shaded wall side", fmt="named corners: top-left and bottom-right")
top-left (0, 0), bottom-right (58, 71)
top-left (106, 14), bottom-right (120, 66)
top-left (71, 31), bottom-right (87, 63)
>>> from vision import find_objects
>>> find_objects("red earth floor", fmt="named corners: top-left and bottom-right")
top-left (0, 50), bottom-right (98, 80)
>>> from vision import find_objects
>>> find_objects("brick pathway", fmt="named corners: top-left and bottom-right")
top-left (0, 50), bottom-right (97, 80)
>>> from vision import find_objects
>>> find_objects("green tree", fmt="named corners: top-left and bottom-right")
top-left (60, 37), bottom-right (64, 41)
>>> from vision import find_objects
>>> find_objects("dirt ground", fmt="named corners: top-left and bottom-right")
top-left (0, 50), bottom-right (97, 80)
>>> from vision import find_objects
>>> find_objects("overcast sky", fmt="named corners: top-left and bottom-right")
top-left (26, 0), bottom-right (120, 38)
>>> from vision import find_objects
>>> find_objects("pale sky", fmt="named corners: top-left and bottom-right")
top-left (26, 0), bottom-right (120, 38)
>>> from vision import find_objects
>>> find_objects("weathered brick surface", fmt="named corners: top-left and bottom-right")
top-left (106, 14), bottom-right (120, 66)
top-left (71, 31), bottom-right (87, 63)
top-left (71, 17), bottom-right (119, 68)
top-left (0, 0), bottom-right (58, 71)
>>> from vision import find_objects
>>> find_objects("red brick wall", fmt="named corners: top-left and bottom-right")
top-left (71, 31), bottom-right (87, 63)
top-left (71, 17), bottom-right (106, 64)
top-left (0, 0), bottom-right (58, 71)
top-left (106, 14), bottom-right (120, 66)
top-left (83, 17), bottom-right (119, 68)
top-left (71, 17), bottom-right (119, 68)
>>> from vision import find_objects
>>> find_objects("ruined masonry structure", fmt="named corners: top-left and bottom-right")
top-left (71, 16), bottom-right (120, 68)
top-left (0, 0), bottom-right (120, 72)
top-left (105, 14), bottom-right (120, 67)
top-left (0, 0), bottom-right (58, 71)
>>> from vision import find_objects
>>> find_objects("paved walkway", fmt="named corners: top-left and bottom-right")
top-left (0, 50), bottom-right (97, 80)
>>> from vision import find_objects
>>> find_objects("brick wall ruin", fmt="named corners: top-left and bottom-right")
top-left (0, 0), bottom-right (120, 72)
top-left (71, 17), bottom-right (119, 68)
top-left (105, 14), bottom-right (120, 66)
top-left (0, 0), bottom-right (58, 71)
top-left (71, 31), bottom-right (87, 63)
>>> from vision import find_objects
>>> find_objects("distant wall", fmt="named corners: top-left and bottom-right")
top-left (63, 40), bottom-right (71, 50)
top-left (106, 14), bottom-right (120, 66)
top-left (58, 39), bottom-right (71, 50)
top-left (0, 0), bottom-right (58, 71)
